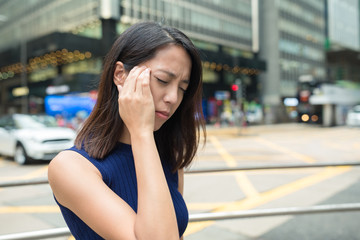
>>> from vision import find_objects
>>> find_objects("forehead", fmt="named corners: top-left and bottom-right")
top-left (145, 45), bottom-right (192, 80)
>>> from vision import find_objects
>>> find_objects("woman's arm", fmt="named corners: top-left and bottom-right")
top-left (118, 66), bottom-right (179, 240)
top-left (131, 133), bottom-right (179, 240)
top-left (118, 65), bottom-right (179, 239)
top-left (48, 151), bottom-right (139, 239)
top-left (48, 143), bottom-right (179, 240)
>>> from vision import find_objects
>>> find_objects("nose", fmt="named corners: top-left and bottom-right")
top-left (163, 85), bottom-right (179, 104)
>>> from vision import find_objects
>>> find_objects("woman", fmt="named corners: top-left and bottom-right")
top-left (48, 21), bottom-right (206, 240)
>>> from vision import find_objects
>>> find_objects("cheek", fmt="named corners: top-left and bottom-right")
top-left (149, 80), bottom-right (159, 102)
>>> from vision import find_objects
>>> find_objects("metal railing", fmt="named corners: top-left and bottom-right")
top-left (0, 161), bottom-right (359, 239)
top-left (1, 203), bottom-right (360, 240)
top-left (1, 161), bottom-right (360, 188)
top-left (0, 228), bottom-right (71, 240)
top-left (186, 161), bottom-right (360, 174)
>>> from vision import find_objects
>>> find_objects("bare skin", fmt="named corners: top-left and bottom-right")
top-left (48, 44), bottom-right (191, 240)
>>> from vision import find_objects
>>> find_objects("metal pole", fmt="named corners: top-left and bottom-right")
top-left (189, 203), bottom-right (360, 222)
top-left (20, 38), bottom-right (28, 114)
top-left (0, 203), bottom-right (359, 239)
top-left (0, 178), bottom-right (49, 188)
top-left (186, 161), bottom-right (360, 174)
top-left (0, 227), bottom-right (70, 240)
top-left (1, 161), bottom-right (359, 188)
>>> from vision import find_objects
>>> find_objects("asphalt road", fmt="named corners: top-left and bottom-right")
top-left (0, 123), bottom-right (359, 240)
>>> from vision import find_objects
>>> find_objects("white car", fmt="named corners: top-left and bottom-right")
top-left (346, 105), bottom-right (360, 127)
top-left (0, 114), bottom-right (76, 165)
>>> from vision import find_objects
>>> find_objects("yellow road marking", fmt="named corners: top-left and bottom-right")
top-left (22, 166), bottom-right (48, 179)
top-left (0, 167), bottom-right (352, 237)
top-left (254, 137), bottom-right (316, 163)
top-left (187, 202), bottom-right (229, 211)
top-left (324, 142), bottom-right (354, 151)
top-left (208, 136), bottom-right (237, 167)
top-left (184, 166), bottom-right (351, 236)
top-left (0, 160), bottom-right (17, 168)
top-left (0, 165), bottom-right (48, 181)
top-left (218, 166), bottom-right (350, 212)
top-left (352, 142), bottom-right (360, 149)
top-left (209, 135), bottom-right (259, 198)
top-left (0, 204), bottom-right (74, 239)
top-left (197, 154), bottom-right (286, 161)
top-left (0, 167), bottom-right (52, 213)
top-left (235, 172), bottom-right (259, 198)
top-left (0, 205), bottom-right (59, 214)
top-left (185, 221), bottom-right (214, 236)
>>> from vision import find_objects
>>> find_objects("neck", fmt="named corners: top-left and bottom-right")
top-left (118, 126), bottom-right (131, 144)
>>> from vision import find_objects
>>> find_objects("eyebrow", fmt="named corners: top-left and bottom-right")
top-left (158, 69), bottom-right (190, 84)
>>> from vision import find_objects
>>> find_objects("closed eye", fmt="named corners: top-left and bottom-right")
top-left (179, 87), bottom-right (187, 93)
top-left (156, 77), bottom-right (187, 92)
top-left (156, 77), bottom-right (167, 84)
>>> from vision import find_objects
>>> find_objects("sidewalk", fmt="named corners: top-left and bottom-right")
top-left (205, 122), bottom-right (316, 137)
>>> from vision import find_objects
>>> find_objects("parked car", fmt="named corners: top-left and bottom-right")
top-left (346, 105), bottom-right (360, 127)
top-left (0, 114), bottom-right (76, 165)
top-left (246, 109), bottom-right (263, 124)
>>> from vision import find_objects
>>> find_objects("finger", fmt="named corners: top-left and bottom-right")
top-left (141, 68), bottom-right (152, 98)
top-left (121, 66), bottom-right (138, 92)
top-left (136, 68), bottom-right (150, 96)
top-left (123, 66), bottom-right (146, 92)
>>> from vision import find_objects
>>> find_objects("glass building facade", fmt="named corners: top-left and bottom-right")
top-left (326, 0), bottom-right (360, 84)
top-left (259, 0), bottom-right (326, 123)
top-left (278, 0), bottom-right (326, 96)
top-left (120, 0), bottom-right (254, 50)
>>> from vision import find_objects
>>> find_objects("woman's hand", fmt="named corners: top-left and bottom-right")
top-left (117, 66), bottom-right (155, 135)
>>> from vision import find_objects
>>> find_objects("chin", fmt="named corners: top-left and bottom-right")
top-left (153, 121), bottom-right (165, 132)
top-left (154, 125), bottom-right (162, 132)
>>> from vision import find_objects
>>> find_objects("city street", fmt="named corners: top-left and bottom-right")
top-left (0, 123), bottom-right (360, 239)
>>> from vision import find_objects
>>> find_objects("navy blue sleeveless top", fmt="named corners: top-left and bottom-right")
top-left (55, 142), bottom-right (188, 239)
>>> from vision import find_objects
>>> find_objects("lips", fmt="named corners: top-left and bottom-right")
top-left (155, 111), bottom-right (170, 120)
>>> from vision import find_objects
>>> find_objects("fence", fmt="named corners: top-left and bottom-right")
top-left (1, 161), bottom-right (360, 240)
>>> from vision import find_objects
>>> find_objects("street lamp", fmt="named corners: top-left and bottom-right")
top-left (20, 24), bottom-right (29, 114)
top-left (0, 14), bottom-right (8, 115)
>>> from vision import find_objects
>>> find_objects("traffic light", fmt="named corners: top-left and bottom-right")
top-left (231, 79), bottom-right (243, 101)
top-left (231, 84), bottom-right (239, 92)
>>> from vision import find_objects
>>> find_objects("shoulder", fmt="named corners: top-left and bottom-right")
top-left (48, 150), bottom-right (101, 179)
top-left (48, 150), bottom-right (102, 205)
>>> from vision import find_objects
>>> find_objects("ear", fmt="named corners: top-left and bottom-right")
top-left (113, 61), bottom-right (127, 86)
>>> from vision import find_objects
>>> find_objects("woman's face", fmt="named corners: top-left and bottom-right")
top-left (141, 44), bottom-right (191, 131)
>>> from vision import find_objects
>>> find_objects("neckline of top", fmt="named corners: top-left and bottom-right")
top-left (116, 141), bottom-right (132, 151)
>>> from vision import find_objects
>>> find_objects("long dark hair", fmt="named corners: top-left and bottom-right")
top-left (75, 21), bottom-right (206, 172)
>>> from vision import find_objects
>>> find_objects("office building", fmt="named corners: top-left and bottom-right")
top-left (309, 0), bottom-right (360, 126)
top-left (326, 0), bottom-right (360, 83)
top-left (0, 0), bottom-right (265, 122)
top-left (259, 0), bottom-right (326, 123)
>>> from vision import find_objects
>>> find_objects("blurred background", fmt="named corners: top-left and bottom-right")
top-left (0, 0), bottom-right (359, 128)
top-left (0, 1), bottom-right (360, 239)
